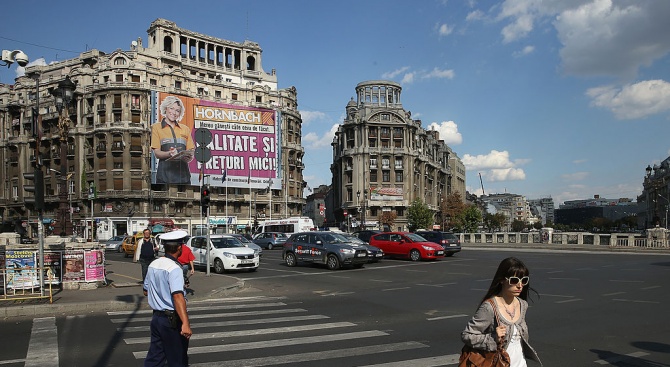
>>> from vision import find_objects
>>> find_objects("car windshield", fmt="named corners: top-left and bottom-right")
top-left (275, 233), bottom-right (287, 238)
top-left (406, 233), bottom-right (428, 242)
top-left (234, 235), bottom-right (252, 243)
top-left (444, 233), bottom-right (458, 240)
top-left (211, 237), bottom-right (244, 249)
top-left (340, 235), bottom-right (365, 244)
top-left (321, 233), bottom-right (348, 244)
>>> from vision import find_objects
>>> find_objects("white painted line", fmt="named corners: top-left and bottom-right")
top-left (446, 272), bottom-right (471, 275)
top-left (124, 321), bottom-right (356, 344)
top-left (188, 341), bottom-right (428, 367)
top-left (549, 277), bottom-right (580, 280)
top-left (320, 291), bottom-right (355, 297)
top-left (609, 280), bottom-right (644, 283)
top-left (594, 351), bottom-right (649, 364)
top-left (134, 330), bottom-right (389, 358)
top-left (118, 314), bottom-right (330, 333)
top-left (641, 285), bottom-right (661, 290)
top-left (25, 317), bottom-right (58, 367)
top-left (471, 288), bottom-right (488, 292)
top-left (475, 279), bottom-right (491, 282)
top-left (369, 278), bottom-right (394, 283)
top-left (359, 354), bottom-right (461, 367)
top-left (382, 287), bottom-right (411, 292)
top-left (418, 282), bottom-right (457, 287)
top-left (0, 359), bottom-right (26, 365)
top-left (546, 270), bottom-right (564, 274)
top-left (112, 308), bottom-right (307, 324)
top-left (108, 301), bottom-right (287, 316)
top-left (541, 293), bottom-right (575, 298)
top-left (555, 298), bottom-right (583, 304)
top-left (427, 314), bottom-right (469, 321)
top-left (612, 299), bottom-right (660, 304)
top-left (602, 292), bottom-right (626, 296)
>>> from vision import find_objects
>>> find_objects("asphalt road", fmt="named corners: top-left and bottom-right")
top-left (1, 248), bottom-right (669, 366)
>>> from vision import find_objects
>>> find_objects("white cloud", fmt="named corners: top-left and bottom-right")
top-left (302, 124), bottom-right (339, 149)
top-left (554, 0), bottom-right (670, 77)
top-left (381, 66), bottom-right (410, 79)
top-left (422, 67), bottom-right (455, 80)
top-left (463, 150), bottom-right (515, 169)
top-left (586, 80), bottom-right (670, 119)
top-left (562, 172), bottom-right (590, 181)
top-left (401, 72), bottom-right (416, 84)
top-left (299, 110), bottom-right (327, 125)
top-left (573, 159), bottom-right (587, 164)
top-left (427, 121), bottom-right (462, 145)
top-left (438, 23), bottom-right (454, 37)
top-left (466, 9), bottom-right (485, 21)
top-left (513, 45), bottom-right (535, 57)
top-left (486, 168), bottom-right (526, 181)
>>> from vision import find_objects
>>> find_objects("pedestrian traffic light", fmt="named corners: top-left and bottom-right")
top-left (201, 185), bottom-right (211, 215)
top-left (23, 169), bottom-right (45, 211)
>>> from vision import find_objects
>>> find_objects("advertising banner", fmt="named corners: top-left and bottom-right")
top-left (5, 250), bottom-right (38, 289)
top-left (43, 251), bottom-right (63, 285)
top-left (84, 250), bottom-right (105, 282)
top-left (370, 187), bottom-right (404, 201)
top-left (63, 250), bottom-right (85, 282)
top-left (152, 93), bottom-right (281, 189)
top-left (0, 246), bottom-right (5, 294)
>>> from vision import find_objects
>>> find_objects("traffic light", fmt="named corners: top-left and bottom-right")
top-left (23, 169), bottom-right (45, 211)
top-left (201, 185), bottom-right (211, 215)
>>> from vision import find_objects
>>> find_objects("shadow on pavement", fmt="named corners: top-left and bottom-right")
top-left (591, 349), bottom-right (670, 367)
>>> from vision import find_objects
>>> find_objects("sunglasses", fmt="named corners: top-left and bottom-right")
top-left (505, 276), bottom-right (530, 286)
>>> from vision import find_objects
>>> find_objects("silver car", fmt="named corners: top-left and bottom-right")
top-left (252, 232), bottom-right (288, 250)
top-left (104, 235), bottom-right (125, 252)
top-left (231, 234), bottom-right (263, 257)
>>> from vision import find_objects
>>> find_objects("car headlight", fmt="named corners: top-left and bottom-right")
top-left (421, 245), bottom-right (433, 251)
top-left (339, 248), bottom-right (355, 254)
top-left (254, 250), bottom-right (260, 257)
top-left (222, 252), bottom-right (236, 259)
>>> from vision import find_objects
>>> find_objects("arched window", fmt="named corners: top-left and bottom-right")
top-left (246, 56), bottom-right (256, 71)
top-left (163, 36), bottom-right (173, 53)
top-left (113, 57), bottom-right (126, 65)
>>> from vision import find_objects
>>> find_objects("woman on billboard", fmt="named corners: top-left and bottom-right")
top-left (151, 95), bottom-right (195, 184)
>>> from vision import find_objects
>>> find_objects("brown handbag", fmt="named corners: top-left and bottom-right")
top-left (458, 299), bottom-right (511, 367)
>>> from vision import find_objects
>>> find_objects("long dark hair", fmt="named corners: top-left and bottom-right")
top-left (480, 257), bottom-right (537, 305)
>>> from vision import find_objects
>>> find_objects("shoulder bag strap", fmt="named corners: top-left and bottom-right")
top-left (487, 299), bottom-right (505, 343)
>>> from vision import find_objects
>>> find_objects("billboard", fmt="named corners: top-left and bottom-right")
top-left (151, 92), bottom-right (281, 189)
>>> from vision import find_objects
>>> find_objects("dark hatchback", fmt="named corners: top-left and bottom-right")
top-left (414, 231), bottom-right (461, 257)
top-left (352, 230), bottom-right (382, 243)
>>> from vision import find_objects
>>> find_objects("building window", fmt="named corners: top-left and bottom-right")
top-left (231, 93), bottom-right (238, 100)
top-left (131, 75), bottom-right (140, 83)
top-left (382, 171), bottom-right (390, 182)
top-left (381, 113), bottom-right (390, 121)
top-left (116, 74), bottom-right (123, 82)
top-left (370, 158), bottom-right (377, 168)
top-left (255, 95), bottom-right (262, 103)
top-left (113, 57), bottom-right (126, 65)
top-left (382, 158), bottom-right (390, 169)
top-left (395, 172), bottom-right (403, 182)
top-left (370, 170), bottom-right (378, 182)
top-left (369, 138), bottom-right (376, 147)
top-left (215, 90), bottom-right (221, 98)
top-left (153, 203), bottom-right (162, 211)
top-left (175, 80), bottom-right (182, 89)
top-left (396, 208), bottom-right (404, 216)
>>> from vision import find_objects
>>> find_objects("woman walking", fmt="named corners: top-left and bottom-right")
top-left (461, 257), bottom-right (541, 366)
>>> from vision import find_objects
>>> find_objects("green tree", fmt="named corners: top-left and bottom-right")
top-left (482, 213), bottom-right (506, 231)
top-left (533, 222), bottom-right (543, 230)
top-left (511, 219), bottom-right (526, 232)
top-left (442, 192), bottom-right (465, 230)
top-left (455, 204), bottom-right (482, 233)
top-left (407, 198), bottom-right (433, 231)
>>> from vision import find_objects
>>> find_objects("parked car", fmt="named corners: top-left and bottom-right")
top-left (187, 235), bottom-right (259, 273)
top-left (282, 231), bottom-right (368, 270)
top-left (231, 233), bottom-right (263, 257)
top-left (369, 232), bottom-right (445, 261)
top-left (352, 230), bottom-right (382, 243)
top-left (414, 231), bottom-right (461, 257)
top-left (122, 232), bottom-right (146, 258)
top-left (253, 232), bottom-right (288, 250)
top-left (103, 235), bottom-right (126, 252)
top-left (340, 233), bottom-right (384, 262)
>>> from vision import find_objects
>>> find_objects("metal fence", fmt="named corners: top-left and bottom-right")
top-left (458, 232), bottom-right (669, 249)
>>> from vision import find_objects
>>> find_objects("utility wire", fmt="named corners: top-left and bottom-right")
top-left (0, 36), bottom-right (80, 54)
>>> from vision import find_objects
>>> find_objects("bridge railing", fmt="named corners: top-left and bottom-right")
top-left (457, 232), bottom-right (669, 249)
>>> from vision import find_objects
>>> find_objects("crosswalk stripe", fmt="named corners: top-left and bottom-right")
top-left (359, 354), bottom-right (461, 367)
top-left (24, 317), bottom-right (58, 367)
top-left (123, 321), bottom-right (356, 344)
top-left (107, 301), bottom-right (287, 317)
top-left (188, 341), bottom-right (428, 367)
top-left (132, 330), bottom-right (389, 358)
top-left (111, 308), bottom-right (307, 323)
top-left (119, 314), bottom-right (330, 332)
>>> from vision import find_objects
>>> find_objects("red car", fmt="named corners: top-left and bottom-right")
top-left (369, 232), bottom-right (445, 261)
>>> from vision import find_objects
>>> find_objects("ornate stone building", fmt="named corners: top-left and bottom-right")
top-left (0, 18), bottom-right (305, 239)
top-left (331, 80), bottom-right (466, 231)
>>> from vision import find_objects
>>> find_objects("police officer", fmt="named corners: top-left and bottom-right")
top-left (143, 230), bottom-right (192, 366)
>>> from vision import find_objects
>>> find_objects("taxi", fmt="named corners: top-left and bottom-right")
top-left (122, 232), bottom-right (154, 258)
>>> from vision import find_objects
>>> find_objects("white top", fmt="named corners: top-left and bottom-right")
top-left (506, 324), bottom-right (527, 367)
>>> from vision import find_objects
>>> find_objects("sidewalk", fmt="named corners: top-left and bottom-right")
top-left (0, 257), bottom-right (244, 318)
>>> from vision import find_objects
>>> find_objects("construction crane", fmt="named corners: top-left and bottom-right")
top-left (479, 172), bottom-right (485, 196)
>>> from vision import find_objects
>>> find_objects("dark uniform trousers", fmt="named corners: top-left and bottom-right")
top-left (145, 311), bottom-right (189, 366)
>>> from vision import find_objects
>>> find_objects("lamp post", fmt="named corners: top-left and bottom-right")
top-left (356, 190), bottom-right (361, 232)
top-left (363, 189), bottom-right (368, 230)
top-left (49, 76), bottom-right (77, 237)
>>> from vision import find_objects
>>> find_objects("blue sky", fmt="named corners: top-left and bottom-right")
top-left (2, 0), bottom-right (670, 206)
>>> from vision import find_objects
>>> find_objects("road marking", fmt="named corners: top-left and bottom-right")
top-left (594, 351), bottom-right (649, 364)
top-left (427, 314), bottom-right (469, 321)
top-left (24, 317), bottom-right (58, 367)
top-left (555, 298), bottom-right (583, 304)
top-left (612, 299), bottom-right (660, 304)
top-left (541, 293), bottom-right (575, 298)
top-left (0, 359), bottom-right (26, 365)
top-left (546, 270), bottom-right (564, 274)
top-left (107, 297), bottom-right (287, 316)
top-left (475, 278), bottom-right (491, 282)
top-left (602, 292), bottom-right (626, 296)
top-left (112, 308), bottom-right (307, 323)
top-left (118, 314), bottom-right (330, 333)
top-left (641, 285), bottom-right (661, 290)
top-left (369, 278), bottom-right (394, 283)
top-left (382, 287), bottom-right (411, 291)
top-left (446, 272), bottom-right (471, 275)
top-left (549, 277), bottom-right (580, 280)
top-left (188, 341), bottom-right (428, 367)
top-left (609, 279), bottom-right (644, 283)
top-left (418, 282), bottom-right (457, 287)
top-left (124, 321), bottom-right (356, 344)
top-left (134, 330), bottom-right (390, 358)
top-left (359, 353), bottom-right (461, 366)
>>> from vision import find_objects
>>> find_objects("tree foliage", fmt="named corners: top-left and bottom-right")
top-left (441, 192), bottom-right (465, 230)
top-left (482, 213), bottom-right (506, 232)
top-left (378, 210), bottom-right (398, 231)
top-left (511, 219), bottom-right (526, 232)
top-left (454, 204), bottom-right (482, 233)
top-left (407, 198), bottom-right (434, 231)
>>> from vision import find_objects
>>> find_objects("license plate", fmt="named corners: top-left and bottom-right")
top-left (376, 253), bottom-right (383, 257)
top-left (450, 244), bottom-right (458, 247)
top-left (437, 251), bottom-right (444, 255)
top-left (357, 253), bottom-right (366, 257)
top-left (240, 259), bottom-right (253, 264)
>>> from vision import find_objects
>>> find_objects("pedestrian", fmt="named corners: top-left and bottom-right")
top-left (177, 240), bottom-right (195, 288)
top-left (134, 229), bottom-right (158, 282)
top-left (143, 230), bottom-right (192, 366)
top-left (461, 257), bottom-right (541, 366)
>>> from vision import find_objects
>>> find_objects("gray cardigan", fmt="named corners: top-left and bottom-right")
top-left (461, 298), bottom-right (542, 365)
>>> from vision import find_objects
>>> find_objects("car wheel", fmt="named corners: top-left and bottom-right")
top-left (117, 246), bottom-right (123, 253)
top-left (267, 243), bottom-right (274, 250)
top-left (285, 252), bottom-right (297, 267)
top-left (214, 258), bottom-right (225, 274)
top-left (326, 254), bottom-right (340, 270)
top-left (409, 249), bottom-right (421, 261)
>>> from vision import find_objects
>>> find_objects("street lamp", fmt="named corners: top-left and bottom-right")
top-left (49, 76), bottom-right (77, 237)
